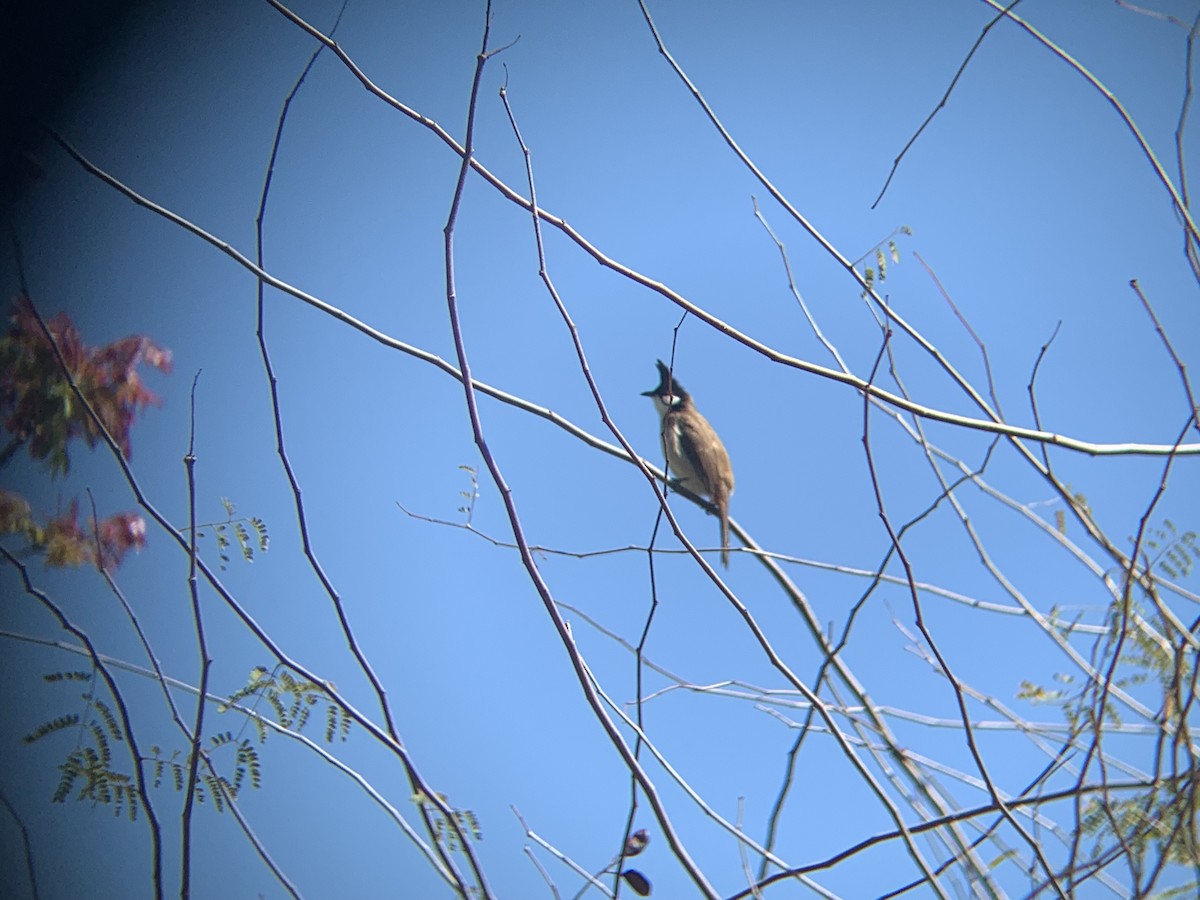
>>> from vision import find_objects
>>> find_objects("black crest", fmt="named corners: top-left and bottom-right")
top-left (641, 359), bottom-right (690, 402)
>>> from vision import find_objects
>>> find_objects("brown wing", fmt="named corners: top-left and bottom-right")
top-left (673, 409), bottom-right (733, 502)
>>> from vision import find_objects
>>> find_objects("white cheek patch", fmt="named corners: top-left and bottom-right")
top-left (652, 394), bottom-right (681, 413)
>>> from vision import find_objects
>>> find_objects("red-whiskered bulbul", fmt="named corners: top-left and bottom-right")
top-left (642, 359), bottom-right (735, 567)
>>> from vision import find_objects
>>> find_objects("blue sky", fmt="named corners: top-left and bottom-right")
top-left (3, 1), bottom-right (1199, 897)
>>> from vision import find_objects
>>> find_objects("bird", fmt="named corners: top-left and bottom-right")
top-left (642, 359), bottom-right (735, 567)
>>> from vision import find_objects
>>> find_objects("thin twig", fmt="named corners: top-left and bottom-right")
top-left (976, 0), bottom-right (1200, 258)
top-left (13, 219), bottom-right (477, 897)
top-left (871, 0), bottom-right (1025, 208)
top-left (249, 6), bottom-right (464, 885)
top-left (203, 4), bottom-right (1200, 460)
top-left (44, 125), bottom-right (1197, 462)
top-left (8, 279), bottom-right (168, 900)
top-left (179, 371), bottom-right (209, 899)
top-left (914, 251), bottom-right (1004, 416)
top-left (1, 545), bottom-right (165, 900)
top-left (868, 312), bottom-right (1067, 892)
top-left (1129, 279), bottom-right (1199, 434)
top-left (727, 777), bottom-right (1159, 899)
top-left (631, 0), bottom-right (1139, 476)
top-left (0, 786), bottom-right (40, 900)
top-left (511, 807), bottom-right (614, 899)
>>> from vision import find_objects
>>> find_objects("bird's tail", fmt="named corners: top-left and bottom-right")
top-left (718, 496), bottom-right (730, 568)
